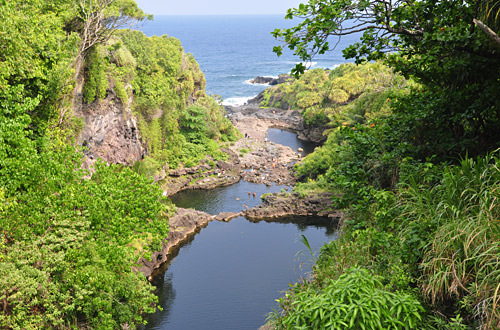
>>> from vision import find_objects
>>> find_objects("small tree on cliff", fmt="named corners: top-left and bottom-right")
top-left (66, 0), bottom-right (151, 57)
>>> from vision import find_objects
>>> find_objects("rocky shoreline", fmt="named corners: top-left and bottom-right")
top-left (157, 148), bottom-right (242, 197)
top-left (138, 208), bottom-right (213, 279)
top-left (154, 104), bottom-right (308, 197)
top-left (226, 103), bottom-right (326, 143)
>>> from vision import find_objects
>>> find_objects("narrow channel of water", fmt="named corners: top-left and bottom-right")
top-left (143, 131), bottom-right (333, 330)
top-left (265, 128), bottom-right (318, 155)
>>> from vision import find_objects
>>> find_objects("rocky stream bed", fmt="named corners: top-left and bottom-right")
top-left (138, 103), bottom-right (341, 281)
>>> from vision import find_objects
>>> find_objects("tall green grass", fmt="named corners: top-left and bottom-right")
top-left (416, 155), bottom-right (500, 328)
top-left (274, 153), bottom-right (500, 329)
top-left (396, 153), bottom-right (500, 328)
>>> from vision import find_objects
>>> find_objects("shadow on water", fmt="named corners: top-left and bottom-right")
top-left (250, 215), bottom-right (339, 236)
top-left (146, 273), bottom-right (176, 329)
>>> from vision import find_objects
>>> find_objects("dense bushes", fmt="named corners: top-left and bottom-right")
top-left (274, 115), bottom-right (500, 330)
top-left (274, 268), bottom-right (424, 330)
top-left (260, 63), bottom-right (411, 126)
top-left (275, 135), bottom-right (500, 329)
top-left (0, 82), bottom-right (172, 328)
top-left (270, 60), bottom-right (500, 328)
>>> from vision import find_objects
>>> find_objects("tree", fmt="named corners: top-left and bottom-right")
top-left (474, 0), bottom-right (500, 46)
top-left (67, 0), bottom-right (151, 57)
top-left (274, 0), bottom-right (500, 159)
top-left (273, 1), bottom-right (499, 75)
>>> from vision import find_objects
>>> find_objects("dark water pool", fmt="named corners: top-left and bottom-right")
top-left (144, 216), bottom-right (337, 330)
top-left (170, 181), bottom-right (289, 215)
top-left (143, 130), bottom-right (334, 330)
top-left (265, 128), bottom-right (318, 155)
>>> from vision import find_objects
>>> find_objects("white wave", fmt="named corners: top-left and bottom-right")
top-left (244, 80), bottom-right (269, 86)
top-left (282, 60), bottom-right (319, 68)
top-left (296, 61), bottom-right (318, 67)
top-left (244, 75), bottom-right (280, 86)
top-left (222, 96), bottom-right (256, 106)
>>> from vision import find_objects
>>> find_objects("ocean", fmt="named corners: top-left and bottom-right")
top-left (137, 15), bottom-right (360, 105)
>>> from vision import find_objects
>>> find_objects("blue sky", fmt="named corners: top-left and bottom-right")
top-left (134, 0), bottom-right (305, 15)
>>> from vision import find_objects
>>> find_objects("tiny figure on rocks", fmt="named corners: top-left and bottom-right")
top-left (253, 192), bottom-right (256, 197)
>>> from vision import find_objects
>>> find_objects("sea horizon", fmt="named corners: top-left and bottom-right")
top-left (137, 15), bottom-right (359, 104)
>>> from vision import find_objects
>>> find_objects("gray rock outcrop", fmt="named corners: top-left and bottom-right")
top-left (75, 91), bottom-right (145, 171)
top-left (249, 74), bottom-right (292, 86)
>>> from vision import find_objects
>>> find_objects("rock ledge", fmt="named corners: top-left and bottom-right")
top-left (138, 208), bottom-right (213, 278)
top-left (244, 192), bottom-right (342, 221)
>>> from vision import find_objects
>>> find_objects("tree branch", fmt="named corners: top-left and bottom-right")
top-left (473, 18), bottom-right (500, 48)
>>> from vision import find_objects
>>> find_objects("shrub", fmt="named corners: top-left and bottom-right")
top-left (273, 267), bottom-right (425, 329)
top-left (83, 46), bottom-right (108, 104)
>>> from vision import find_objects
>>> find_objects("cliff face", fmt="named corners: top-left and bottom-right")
top-left (74, 90), bottom-right (145, 170)
top-left (72, 30), bottom-right (237, 171)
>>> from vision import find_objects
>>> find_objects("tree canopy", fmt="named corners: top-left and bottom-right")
top-left (273, 0), bottom-right (500, 74)
top-left (274, 0), bottom-right (500, 159)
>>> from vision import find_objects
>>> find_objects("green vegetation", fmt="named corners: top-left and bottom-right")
top-left (83, 46), bottom-right (109, 104)
top-left (270, 1), bottom-right (500, 329)
top-left (0, 86), bottom-right (171, 328)
top-left (113, 30), bottom-right (238, 170)
top-left (239, 148), bottom-right (250, 157)
top-left (260, 62), bottom-right (412, 126)
top-left (0, 0), bottom-right (238, 328)
top-left (274, 268), bottom-right (424, 329)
